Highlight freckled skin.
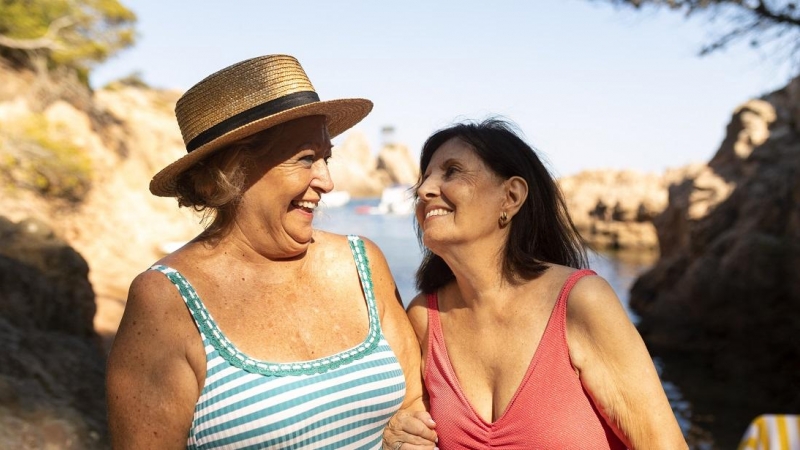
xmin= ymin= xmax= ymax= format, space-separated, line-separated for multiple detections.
xmin=106 ymin=116 xmax=434 ymax=449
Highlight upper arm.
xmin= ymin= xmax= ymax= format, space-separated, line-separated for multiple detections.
xmin=566 ymin=275 xmax=687 ymax=450
xmin=360 ymin=237 xmax=425 ymax=412
xmin=106 ymin=271 xmax=202 ymax=449
xmin=406 ymin=294 xmax=429 ymax=372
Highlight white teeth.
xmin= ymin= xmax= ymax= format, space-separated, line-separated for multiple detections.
xmin=425 ymin=209 xmax=451 ymax=219
xmin=293 ymin=201 xmax=317 ymax=210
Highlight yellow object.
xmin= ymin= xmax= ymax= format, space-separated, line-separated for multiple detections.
xmin=738 ymin=415 xmax=800 ymax=450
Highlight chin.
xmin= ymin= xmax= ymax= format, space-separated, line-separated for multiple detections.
xmin=422 ymin=233 xmax=446 ymax=252
xmin=292 ymin=230 xmax=315 ymax=246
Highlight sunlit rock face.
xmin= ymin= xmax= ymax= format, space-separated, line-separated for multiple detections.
xmin=629 ymin=77 xmax=800 ymax=448
xmin=376 ymin=142 xmax=419 ymax=186
xmin=560 ymin=168 xmax=671 ymax=251
xmin=327 ymin=131 xmax=385 ymax=197
xmin=328 ymin=132 xmax=419 ymax=197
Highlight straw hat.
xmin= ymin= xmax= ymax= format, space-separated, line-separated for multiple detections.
xmin=149 ymin=54 xmax=373 ymax=197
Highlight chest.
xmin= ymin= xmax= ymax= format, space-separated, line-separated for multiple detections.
xmin=437 ymin=309 xmax=551 ymax=423
xmin=191 ymin=264 xmax=372 ymax=363
xmin=190 ymin=335 xmax=407 ymax=449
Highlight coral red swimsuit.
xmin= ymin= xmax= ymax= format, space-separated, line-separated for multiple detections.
xmin=425 ymin=269 xmax=627 ymax=449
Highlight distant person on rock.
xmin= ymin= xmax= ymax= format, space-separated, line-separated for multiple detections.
xmin=386 ymin=119 xmax=687 ymax=449
xmin=106 ymin=54 xmax=437 ymax=449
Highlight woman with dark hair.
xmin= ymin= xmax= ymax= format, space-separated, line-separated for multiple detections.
xmin=106 ymin=55 xmax=437 ymax=449
xmin=387 ymin=119 xmax=686 ymax=449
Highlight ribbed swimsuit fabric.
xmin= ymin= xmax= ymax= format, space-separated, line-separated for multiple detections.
xmin=150 ymin=235 xmax=406 ymax=449
xmin=425 ymin=269 xmax=627 ymax=449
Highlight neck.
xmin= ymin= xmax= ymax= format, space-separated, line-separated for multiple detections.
xmin=436 ymin=238 xmax=513 ymax=307
xmin=197 ymin=225 xmax=310 ymax=268
xmin=217 ymin=219 xmax=312 ymax=262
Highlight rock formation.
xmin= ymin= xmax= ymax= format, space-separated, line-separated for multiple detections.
xmin=0 ymin=216 xmax=108 ymax=449
xmin=376 ymin=142 xmax=419 ymax=186
xmin=327 ymin=131 xmax=385 ymax=197
xmin=328 ymin=132 xmax=419 ymax=197
xmin=560 ymin=169 xmax=673 ymax=250
xmin=629 ymin=78 xmax=800 ymax=449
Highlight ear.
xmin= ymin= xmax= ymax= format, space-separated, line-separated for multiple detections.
xmin=503 ymin=176 xmax=528 ymax=218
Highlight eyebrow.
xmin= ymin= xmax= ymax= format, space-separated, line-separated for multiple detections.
xmin=295 ymin=141 xmax=333 ymax=151
xmin=439 ymin=157 xmax=461 ymax=167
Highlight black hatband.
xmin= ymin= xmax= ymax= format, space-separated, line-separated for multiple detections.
xmin=186 ymin=91 xmax=321 ymax=152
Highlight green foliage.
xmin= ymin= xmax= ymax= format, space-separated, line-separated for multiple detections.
xmin=0 ymin=114 xmax=93 ymax=202
xmin=0 ymin=0 xmax=137 ymax=74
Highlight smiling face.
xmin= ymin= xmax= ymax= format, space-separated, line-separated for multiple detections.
xmin=415 ymin=137 xmax=509 ymax=253
xmin=235 ymin=115 xmax=333 ymax=254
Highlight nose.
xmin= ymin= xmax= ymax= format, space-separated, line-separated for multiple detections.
xmin=416 ymin=174 xmax=439 ymax=201
xmin=311 ymin=159 xmax=334 ymax=193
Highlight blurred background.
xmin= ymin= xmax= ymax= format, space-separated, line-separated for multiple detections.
xmin=1 ymin=1 xmax=798 ymax=449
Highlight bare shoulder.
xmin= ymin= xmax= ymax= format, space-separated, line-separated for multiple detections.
xmin=356 ymin=234 xmax=389 ymax=262
xmin=106 ymin=268 xmax=202 ymax=447
xmin=310 ymin=229 xmax=352 ymax=256
xmin=109 ymin=268 xmax=194 ymax=362
xmin=564 ymin=269 xmax=641 ymax=375
xmin=122 ymin=269 xmax=185 ymax=323
xmin=566 ymin=271 xmax=630 ymax=329
xmin=353 ymin=235 xmax=397 ymax=293
xmin=563 ymin=270 xmax=688 ymax=448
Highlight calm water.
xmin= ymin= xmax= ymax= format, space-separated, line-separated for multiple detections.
xmin=315 ymin=198 xmax=650 ymax=311
xmin=314 ymin=198 xmax=720 ymax=448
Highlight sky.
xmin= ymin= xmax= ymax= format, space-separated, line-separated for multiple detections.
xmin=90 ymin=1 xmax=796 ymax=178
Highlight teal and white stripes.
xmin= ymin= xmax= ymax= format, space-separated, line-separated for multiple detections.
xmin=150 ymin=235 xmax=406 ymax=449
xmin=187 ymin=341 xmax=404 ymax=448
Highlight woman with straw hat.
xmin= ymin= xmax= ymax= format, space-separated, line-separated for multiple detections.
xmin=106 ymin=55 xmax=437 ymax=449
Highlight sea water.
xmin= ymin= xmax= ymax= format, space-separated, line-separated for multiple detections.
xmin=314 ymin=198 xmax=649 ymax=313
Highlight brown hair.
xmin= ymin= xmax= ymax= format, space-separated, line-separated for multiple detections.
xmin=173 ymin=124 xmax=285 ymax=241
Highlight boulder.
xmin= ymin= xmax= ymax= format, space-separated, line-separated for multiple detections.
xmin=0 ymin=216 xmax=108 ymax=449
xmin=328 ymin=131 xmax=385 ymax=197
xmin=376 ymin=142 xmax=419 ymax=186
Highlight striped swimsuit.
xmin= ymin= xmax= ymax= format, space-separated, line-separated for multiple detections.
xmin=151 ymin=236 xmax=406 ymax=449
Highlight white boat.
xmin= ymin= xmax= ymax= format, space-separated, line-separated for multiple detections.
xmin=378 ymin=185 xmax=415 ymax=215
xmin=355 ymin=184 xmax=415 ymax=215
xmin=320 ymin=190 xmax=351 ymax=208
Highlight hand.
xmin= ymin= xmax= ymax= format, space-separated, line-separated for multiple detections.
xmin=383 ymin=409 xmax=438 ymax=450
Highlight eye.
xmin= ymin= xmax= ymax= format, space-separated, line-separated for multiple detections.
xmin=444 ymin=165 xmax=459 ymax=178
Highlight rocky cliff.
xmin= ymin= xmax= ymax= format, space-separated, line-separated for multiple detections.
xmin=629 ymin=78 xmax=800 ymax=449
xmin=0 ymin=217 xmax=108 ymax=449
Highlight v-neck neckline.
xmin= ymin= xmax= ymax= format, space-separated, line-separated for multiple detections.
xmin=429 ymin=270 xmax=586 ymax=427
